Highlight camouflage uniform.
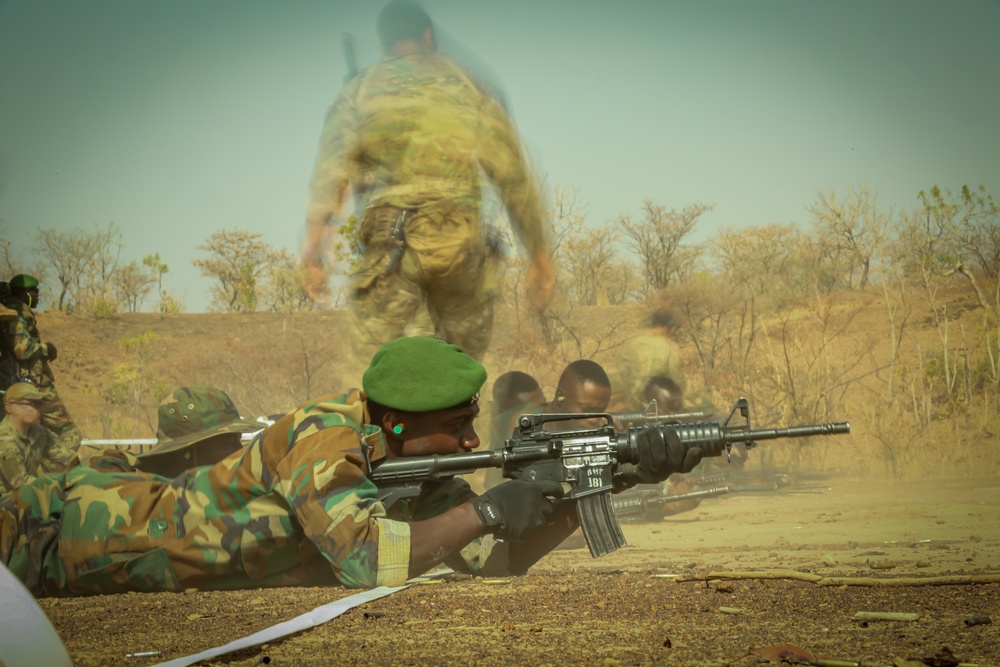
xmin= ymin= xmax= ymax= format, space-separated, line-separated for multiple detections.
xmin=0 ymin=417 xmax=76 ymax=494
xmin=0 ymin=389 xmax=502 ymax=597
xmin=0 ymin=298 xmax=81 ymax=451
xmin=308 ymin=50 xmax=547 ymax=361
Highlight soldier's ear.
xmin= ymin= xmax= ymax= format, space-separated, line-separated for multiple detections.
xmin=381 ymin=411 xmax=405 ymax=436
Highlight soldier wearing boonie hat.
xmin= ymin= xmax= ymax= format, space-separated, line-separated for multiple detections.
xmin=0 ymin=382 xmax=78 ymax=493
xmin=0 ymin=336 xmax=584 ymax=597
xmin=0 ymin=274 xmax=81 ymax=453
xmin=135 ymin=386 xmax=262 ymax=478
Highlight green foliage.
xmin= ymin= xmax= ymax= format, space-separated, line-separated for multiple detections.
xmin=332 ymin=215 xmax=363 ymax=274
xmin=157 ymin=292 xmax=183 ymax=314
xmin=193 ymin=229 xmax=277 ymax=312
xmin=91 ymin=296 xmax=121 ymax=319
xmin=119 ymin=331 xmax=158 ymax=355
xmin=106 ymin=331 xmax=168 ymax=430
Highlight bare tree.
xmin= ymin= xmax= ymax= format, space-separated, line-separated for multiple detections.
xmin=193 ymin=229 xmax=277 ymax=312
xmin=32 ymin=227 xmax=88 ymax=310
xmin=602 ymin=260 xmax=640 ymax=305
xmin=561 ymin=226 xmax=621 ymax=305
xmin=547 ymin=185 xmax=589 ymax=266
xmin=0 ymin=220 xmax=25 ymax=278
xmin=261 ymin=249 xmax=316 ymax=312
xmin=114 ymin=261 xmax=157 ymax=313
xmin=76 ymin=222 xmax=126 ymax=313
xmin=499 ymin=184 xmax=589 ymax=305
xmin=808 ymin=184 xmax=891 ymax=290
xmin=618 ymin=201 xmax=710 ymax=297
xmin=709 ymin=223 xmax=802 ymax=385
xmin=926 ymin=184 xmax=1000 ymax=280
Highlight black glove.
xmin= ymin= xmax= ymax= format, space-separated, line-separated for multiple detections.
xmin=45 ymin=342 xmax=58 ymax=361
xmin=470 ymin=480 xmax=565 ymax=540
xmin=614 ymin=427 xmax=710 ymax=492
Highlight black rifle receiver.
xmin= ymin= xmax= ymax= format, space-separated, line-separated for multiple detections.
xmin=369 ymin=398 xmax=850 ymax=558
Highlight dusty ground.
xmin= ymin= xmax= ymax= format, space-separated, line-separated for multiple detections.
xmin=40 ymin=477 xmax=1000 ymax=667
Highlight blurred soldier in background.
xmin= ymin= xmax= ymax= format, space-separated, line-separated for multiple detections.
xmin=605 ymin=309 xmax=713 ymax=415
xmin=641 ymin=375 xmax=685 ymax=414
xmin=0 ymin=275 xmax=81 ymax=453
xmin=0 ymin=383 xmax=77 ymax=493
xmin=491 ymin=370 xmax=546 ymax=416
xmin=300 ymin=0 xmax=555 ymax=363
xmin=543 ymin=359 xmax=612 ymax=431
xmin=478 ymin=370 xmax=547 ymax=492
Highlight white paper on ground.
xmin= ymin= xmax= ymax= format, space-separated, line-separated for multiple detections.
xmin=151 ymin=571 xmax=458 ymax=667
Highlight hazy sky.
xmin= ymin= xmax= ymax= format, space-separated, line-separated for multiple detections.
xmin=2 ymin=0 xmax=998 ymax=312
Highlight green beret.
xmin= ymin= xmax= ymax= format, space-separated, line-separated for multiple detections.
xmin=9 ymin=274 xmax=39 ymax=290
xmin=363 ymin=336 xmax=486 ymax=412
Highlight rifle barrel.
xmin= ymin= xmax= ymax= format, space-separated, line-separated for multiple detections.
xmin=736 ymin=422 xmax=851 ymax=443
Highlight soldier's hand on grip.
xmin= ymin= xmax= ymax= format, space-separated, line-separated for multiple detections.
xmin=471 ymin=479 xmax=564 ymax=540
xmin=45 ymin=342 xmax=58 ymax=361
xmin=616 ymin=427 xmax=704 ymax=491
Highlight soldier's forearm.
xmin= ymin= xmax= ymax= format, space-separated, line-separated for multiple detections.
xmin=407 ymin=502 xmax=485 ymax=579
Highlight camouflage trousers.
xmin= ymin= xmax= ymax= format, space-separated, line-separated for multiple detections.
xmin=0 ymin=473 xmax=67 ymax=596
xmin=348 ymin=203 xmax=497 ymax=363
xmin=34 ymin=383 xmax=82 ymax=454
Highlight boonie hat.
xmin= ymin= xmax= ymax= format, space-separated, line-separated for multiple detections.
xmin=137 ymin=386 xmax=262 ymax=458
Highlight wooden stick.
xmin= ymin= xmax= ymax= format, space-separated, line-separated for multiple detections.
xmin=680 ymin=571 xmax=1000 ymax=587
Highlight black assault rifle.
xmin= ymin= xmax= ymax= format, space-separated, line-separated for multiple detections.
xmin=369 ymin=398 xmax=850 ymax=558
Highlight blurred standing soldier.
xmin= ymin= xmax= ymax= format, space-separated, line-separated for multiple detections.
xmin=605 ymin=309 xmax=713 ymax=415
xmin=300 ymin=0 xmax=555 ymax=363
xmin=0 ymin=275 xmax=82 ymax=452
xmin=606 ymin=310 xmax=684 ymax=410
xmin=0 ymin=383 xmax=78 ymax=493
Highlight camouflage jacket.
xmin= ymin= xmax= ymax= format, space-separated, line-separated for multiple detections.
xmin=0 ymin=298 xmax=54 ymax=386
xmin=0 ymin=417 xmax=76 ymax=494
xmin=308 ymin=49 xmax=547 ymax=259
xmin=0 ymin=390 xmax=499 ymax=597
